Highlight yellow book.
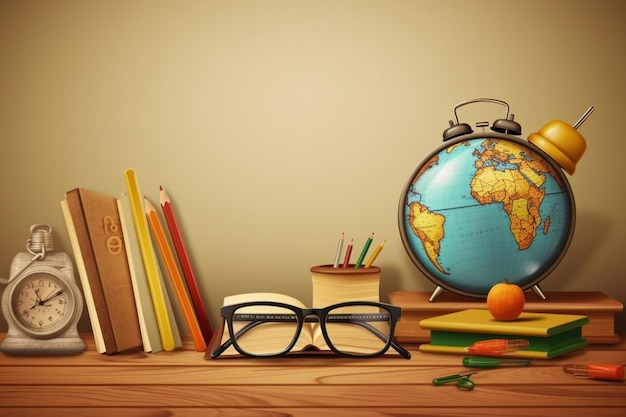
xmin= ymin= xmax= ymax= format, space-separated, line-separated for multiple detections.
xmin=117 ymin=194 xmax=163 ymax=353
xmin=419 ymin=309 xmax=588 ymax=359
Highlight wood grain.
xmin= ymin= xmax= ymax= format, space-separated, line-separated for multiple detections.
xmin=1 ymin=333 xmax=624 ymax=416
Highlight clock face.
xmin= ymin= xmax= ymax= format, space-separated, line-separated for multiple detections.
xmin=9 ymin=271 xmax=76 ymax=337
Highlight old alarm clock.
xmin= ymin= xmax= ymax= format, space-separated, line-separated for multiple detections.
xmin=398 ymin=98 xmax=592 ymax=301
xmin=1 ymin=224 xmax=85 ymax=355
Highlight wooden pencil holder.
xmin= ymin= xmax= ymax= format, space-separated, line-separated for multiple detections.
xmin=310 ymin=264 xmax=381 ymax=308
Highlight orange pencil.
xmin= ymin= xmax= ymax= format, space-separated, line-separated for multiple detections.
xmin=465 ymin=339 xmax=529 ymax=356
xmin=160 ymin=186 xmax=213 ymax=342
xmin=145 ymin=197 xmax=207 ymax=352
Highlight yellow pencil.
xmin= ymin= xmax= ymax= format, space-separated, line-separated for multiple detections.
xmin=364 ymin=240 xmax=386 ymax=268
xmin=124 ymin=169 xmax=176 ymax=351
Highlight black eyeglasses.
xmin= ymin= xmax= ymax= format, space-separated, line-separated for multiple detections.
xmin=211 ymin=300 xmax=411 ymax=359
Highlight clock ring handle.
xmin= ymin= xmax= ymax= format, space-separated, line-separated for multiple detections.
xmin=0 ymin=224 xmax=51 ymax=285
xmin=443 ymin=98 xmax=522 ymax=141
xmin=27 ymin=224 xmax=54 ymax=257
xmin=451 ymin=98 xmax=511 ymax=125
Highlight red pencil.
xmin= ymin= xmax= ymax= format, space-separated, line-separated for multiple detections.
xmin=342 ymin=239 xmax=354 ymax=268
xmin=160 ymin=186 xmax=213 ymax=342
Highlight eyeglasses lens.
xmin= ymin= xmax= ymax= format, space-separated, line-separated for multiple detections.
xmin=324 ymin=304 xmax=392 ymax=356
xmin=231 ymin=304 xmax=300 ymax=356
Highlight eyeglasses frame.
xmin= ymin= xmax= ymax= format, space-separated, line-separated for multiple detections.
xmin=211 ymin=300 xmax=411 ymax=359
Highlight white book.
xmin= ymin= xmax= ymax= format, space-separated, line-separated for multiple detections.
xmin=60 ymin=199 xmax=106 ymax=353
xmin=118 ymin=194 xmax=163 ymax=353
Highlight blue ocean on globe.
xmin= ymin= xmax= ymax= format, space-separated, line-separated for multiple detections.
xmin=401 ymin=137 xmax=573 ymax=295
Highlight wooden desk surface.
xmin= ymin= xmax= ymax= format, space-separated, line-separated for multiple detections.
xmin=1 ymin=333 xmax=625 ymax=416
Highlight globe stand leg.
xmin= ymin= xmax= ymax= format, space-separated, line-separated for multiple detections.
xmin=428 ymin=285 xmax=547 ymax=301
xmin=429 ymin=286 xmax=445 ymax=302
xmin=531 ymin=285 xmax=547 ymax=300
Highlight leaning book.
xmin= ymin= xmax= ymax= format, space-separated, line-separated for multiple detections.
xmin=419 ymin=309 xmax=589 ymax=359
xmin=63 ymin=188 xmax=143 ymax=354
xmin=206 ymin=292 xmax=405 ymax=359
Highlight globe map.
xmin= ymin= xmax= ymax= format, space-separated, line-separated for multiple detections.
xmin=399 ymin=136 xmax=574 ymax=296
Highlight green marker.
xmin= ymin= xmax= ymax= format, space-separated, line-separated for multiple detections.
xmin=463 ymin=357 xmax=533 ymax=368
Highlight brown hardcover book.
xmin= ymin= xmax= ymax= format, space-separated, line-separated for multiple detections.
xmin=64 ymin=191 xmax=116 ymax=353
xmin=389 ymin=291 xmax=623 ymax=345
xmin=65 ymin=188 xmax=143 ymax=354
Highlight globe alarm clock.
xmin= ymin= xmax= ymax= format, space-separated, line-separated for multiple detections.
xmin=1 ymin=224 xmax=85 ymax=355
xmin=398 ymin=98 xmax=593 ymax=301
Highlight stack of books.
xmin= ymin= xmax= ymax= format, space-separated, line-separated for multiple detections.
xmin=60 ymin=169 xmax=212 ymax=354
xmin=389 ymin=290 xmax=623 ymax=344
xmin=418 ymin=309 xmax=589 ymax=359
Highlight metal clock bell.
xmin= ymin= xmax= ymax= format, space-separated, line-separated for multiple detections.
xmin=1 ymin=224 xmax=85 ymax=355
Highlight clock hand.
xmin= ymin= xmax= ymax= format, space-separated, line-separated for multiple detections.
xmin=39 ymin=290 xmax=64 ymax=305
xmin=29 ymin=289 xmax=42 ymax=310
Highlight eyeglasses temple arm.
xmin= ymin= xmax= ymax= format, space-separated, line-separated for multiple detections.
xmin=210 ymin=320 xmax=266 ymax=358
xmin=391 ymin=340 xmax=411 ymax=359
xmin=350 ymin=321 xmax=411 ymax=359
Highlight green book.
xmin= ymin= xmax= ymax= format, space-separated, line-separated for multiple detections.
xmin=419 ymin=309 xmax=588 ymax=359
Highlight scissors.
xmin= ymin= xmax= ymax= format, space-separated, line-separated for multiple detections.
xmin=432 ymin=372 xmax=477 ymax=390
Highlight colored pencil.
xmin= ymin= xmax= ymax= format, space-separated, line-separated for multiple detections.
xmin=160 ymin=186 xmax=213 ymax=342
xmin=354 ymin=233 xmax=374 ymax=268
xmin=333 ymin=232 xmax=345 ymax=268
xmin=145 ymin=197 xmax=206 ymax=352
xmin=364 ymin=240 xmax=385 ymax=268
xmin=342 ymin=239 xmax=353 ymax=268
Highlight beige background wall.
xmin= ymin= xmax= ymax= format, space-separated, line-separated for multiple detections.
xmin=2 ymin=0 xmax=625 ymax=335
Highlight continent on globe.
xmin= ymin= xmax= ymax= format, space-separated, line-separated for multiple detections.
xmin=407 ymin=202 xmax=448 ymax=275
xmin=469 ymin=139 xmax=561 ymax=251
xmin=470 ymin=166 xmax=544 ymax=250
